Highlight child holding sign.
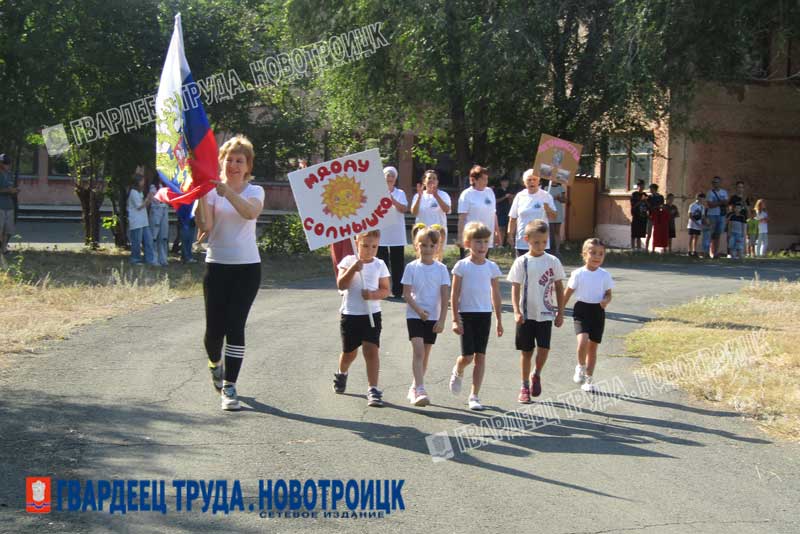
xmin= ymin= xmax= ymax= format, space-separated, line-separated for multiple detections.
xmin=334 ymin=230 xmax=391 ymax=407
xmin=449 ymin=222 xmax=504 ymax=410
xmin=401 ymin=225 xmax=451 ymax=407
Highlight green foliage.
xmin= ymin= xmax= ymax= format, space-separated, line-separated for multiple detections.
xmin=257 ymin=214 xmax=310 ymax=256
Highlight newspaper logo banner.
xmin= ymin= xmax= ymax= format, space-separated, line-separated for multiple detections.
xmin=288 ymin=148 xmax=392 ymax=250
xmin=26 ymin=477 xmax=51 ymax=513
xmin=533 ymin=134 xmax=583 ymax=186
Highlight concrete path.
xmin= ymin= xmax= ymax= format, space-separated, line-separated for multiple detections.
xmin=1 ymin=260 xmax=799 ymax=533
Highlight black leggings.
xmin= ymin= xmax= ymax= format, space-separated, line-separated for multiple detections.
xmin=203 ymin=262 xmax=261 ymax=383
xmin=377 ymin=245 xmax=405 ymax=297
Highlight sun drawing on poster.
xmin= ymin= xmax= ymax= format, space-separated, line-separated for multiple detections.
xmin=321 ymin=175 xmax=367 ymax=219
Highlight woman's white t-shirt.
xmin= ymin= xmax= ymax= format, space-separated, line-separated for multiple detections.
xmin=127 ymin=189 xmax=149 ymax=230
xmin=567 ymin=266 xmax=614 ymax=304
xmin=205 ymin=183 xmax=265 ymax=264
xmin=413 ymin=190 xmax=451 ymax=231
xmin=758 ymin=211 xmax=768 ymax=234
xmin=338 ymin=255 xmax=390 ymax=315
xmin=458 ymin=187 xmax=497 ymax=247
xmin=400 ymin=259 xmax=451 ymax=320
xmin=509 ymin=189 xmax=556 ymax=249
xmin=452 ymin=258 xmax=502 ymax=312
xmin=380 ymin=187 xmax=408 ymax=246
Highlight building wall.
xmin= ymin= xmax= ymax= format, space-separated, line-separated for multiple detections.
xmin=597 ymin=81 xmax=800 ymax=251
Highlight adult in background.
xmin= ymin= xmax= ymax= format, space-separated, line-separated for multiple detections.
xmin=148 ymin=172 xmax=170 ymax=266
xmin=411 ymin=169 xmax=451 ymax=249
xmin=494 ymin=176 xmax=514 ymax=247
xmin=457 ymin=165 xmax=501 ymax=259
xmin=630 ymin=179 xmax=648 ymax=251
xmin=195 ymin=135 xmax=264 ymax=411
xmin=0 ymin=154 xmax=18 ymax=255
xmin=507 ymin=169 xmax=557 ymax=257
xmin=127 ymin=170 xmax=156 ymax=265
xmin=644 ymin=183 xmax=664 ymax=252
xmin=546 ymin=177 xmax=567 ymax=257
xmin=377 ymin=166 xmax=408 ymax=299
xmin=706 ymin=176 xmax=728 ymax=259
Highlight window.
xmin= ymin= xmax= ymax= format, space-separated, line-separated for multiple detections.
xmin=17 ymin=145 xmax=38 ymax=176
xmin=604 ymin=137 xmax=652 ymax=190
xmin=49 ymin=155 xmax=70 ymax=176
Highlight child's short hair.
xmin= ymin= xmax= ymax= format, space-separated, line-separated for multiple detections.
xmin=463 ymin=221 xmax=491 ymax=243
xmin=581 ymin=237 xmax=605 ymax=255
xmin=413 ymin=225 xmax=441 ymax=246
xmin=524 ymin=219 xmax=549 ymax=238
xmin=357 ymin=229 xmax=381 ymax=241
xmin=666 ymin=193 xmax=674 ymax=199
xmin=696 ymin=192 xmax=706 ymax=199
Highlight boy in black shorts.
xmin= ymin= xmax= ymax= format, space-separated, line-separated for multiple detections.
xmin=334 ymin=230 xmax=391 ymax=406
xmin=507 ymin=220 xmax=566 ymax=403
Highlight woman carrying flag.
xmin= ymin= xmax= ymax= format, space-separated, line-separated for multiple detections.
xmin=195 ymin=135 xmax=264 ymax=411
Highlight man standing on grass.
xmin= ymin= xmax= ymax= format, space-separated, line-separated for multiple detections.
xmin=0 ymin=153 xmax=19 ymax=255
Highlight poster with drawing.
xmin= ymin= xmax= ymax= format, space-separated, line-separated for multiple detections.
xmin=533 ymin=134 xmax=583 ymax=186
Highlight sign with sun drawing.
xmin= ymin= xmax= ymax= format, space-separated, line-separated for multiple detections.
xmin=288 ymin=148 xmax=394 ymax=250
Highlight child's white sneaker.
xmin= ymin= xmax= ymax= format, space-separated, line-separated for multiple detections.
xmin=581 ymin=376 xmax=596 ymax=392
xmin=413 ymin=386 xmax=430 ymax=407
xmin=449 ymin=366 xmax=463 ymax=395
xmin=573 ymin=365 xmax=586 ymax=384
xmin=468 ymin=395 xmax=484 ymax=411
xmin=407 ymin=385 xmax=416 ymax=403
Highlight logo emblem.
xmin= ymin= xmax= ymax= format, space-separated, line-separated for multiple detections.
xmin=425 ymin=432 xmax=455 ymax=462
xmin=26 ymin=477 xmax=51 ymax=513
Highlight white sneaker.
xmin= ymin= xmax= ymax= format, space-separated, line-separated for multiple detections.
xmin=407 ymin=385 xmax=416 ymax=403
xmin=573 ymin=365 xmax=586 ymax=384
xmin=581 ymin=376 xmax=596 ymax=392
xmin=468 ymin=395 xmax=484 ymax=411
xmin=449 ymin=366 xmax=463 ymax=395
xmin=413 ymin=386 xmax=430 ymax=407
xmin=221 ymin=384 xmax=241 ymax=410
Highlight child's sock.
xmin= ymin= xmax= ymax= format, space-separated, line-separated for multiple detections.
xmin=338 ymin=369 xmax=348 ymax=375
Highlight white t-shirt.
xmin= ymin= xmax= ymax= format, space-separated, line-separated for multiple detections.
xmin=687 ymin=202 xmax=704 ymax=231
xmin=380 ymin=187 xmax=408 ymax=246
xmin=547 ymin=183 xmax=566 ymax=224
xmin=127 ymin=189 xmax=149 ymax=230
xmin=758 ymin=211 xmax=768 ymax=234
xmin=509 ymin=189 xmax=556 ymax=250
xmin=205 ymin=184 xmax=265 ymax=264
xmin=338 ymin=255 xmax=390 ymax=315
xmin=452 ymin=258 xmax=502 ymax=313
xmin=458 ymin=187 xmax=497 ymax=247
xmin=567 ymin=266 xmax=614 ymax=304
xmin=706 ymin=188 xmax=729 ymax=216
xmin=507 ymin=253 xmax=566 ymax=322
xmin=412 ymin=190 xmax=451 ymax=232
xmin=400 ymin=259 xmax=451 ymax=320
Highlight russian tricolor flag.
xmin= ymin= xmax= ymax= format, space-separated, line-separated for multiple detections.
xmin=154 ymin=14 xmax=218 ymax=206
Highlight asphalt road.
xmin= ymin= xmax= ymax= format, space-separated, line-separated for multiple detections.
xmin=1 ymin=259 xmax=799 ymax=533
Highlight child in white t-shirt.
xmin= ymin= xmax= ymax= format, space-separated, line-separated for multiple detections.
xmin=333 ymin=230 xmax=391 ymax=407
xmin=564 ymin=238 xmax=614 ymax=392
xmin=507 ymin=220 xmax=565 ymax=403
xmin=449 ymin=222 xmax=504 ymax=410
xmin=401 ymin=225 xmax=451 ymax=407
xmin=755 ymin=198 xmax=769 ymax=257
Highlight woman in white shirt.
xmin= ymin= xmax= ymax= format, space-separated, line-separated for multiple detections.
xmin=507 ymin=169 xmax=557 ymax=256
xmin=411 ymin=169 xmax=451 ymax=252
xmin=127 ymin=172 xmax=156 ymax=265
xmin=376 ymin=166 xmax=408 ymax=298
xmin=457 ymin=165 xmax=501 ymax=259
xmin=195 ymin=135 xmax=265 ymax=411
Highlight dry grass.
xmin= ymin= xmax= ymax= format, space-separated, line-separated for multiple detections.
xmin=625 ymin=279 xmax=800 ymax=440
xmin=1 ymin=247 xmax=333 ymax=357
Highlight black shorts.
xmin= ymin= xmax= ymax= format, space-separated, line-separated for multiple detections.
xmin=459 ymin=312 xmax=492 ymax=355
xmin=573 ymin=301 xmax=605 ymax=343
xmin=515 ymin=320 xmax=553 ymax=351
xmin=688 ymin=228 xmax=701 ymax=236
xmin=407 ymin=319 xmax=438 ymax=345
xmin=340 ymin=313 xmax=382 ymax=353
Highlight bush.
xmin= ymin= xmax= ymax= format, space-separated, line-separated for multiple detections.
xmin=257 ymin=214 xmax=310 ymax=255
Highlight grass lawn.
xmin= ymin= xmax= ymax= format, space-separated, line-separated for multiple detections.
xmin=0 ymin=247 xmax=333 ymax=356
xmin=624 ymin=279 xmax=800 ymax=440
